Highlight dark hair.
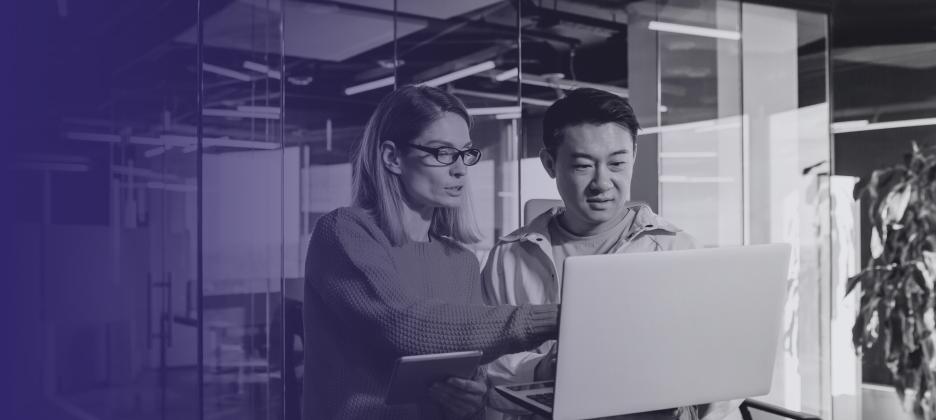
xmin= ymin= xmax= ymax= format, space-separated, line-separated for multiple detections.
xmin=542 ymin=87 xmax=639 ymax=155
xmin=351 ymin=85 xmax=480 ymax=245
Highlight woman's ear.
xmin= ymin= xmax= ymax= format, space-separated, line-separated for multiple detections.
xmin=380 ymin=141 xmax=403 ymax=175
xmin=539 ymin=148 xmax=557 ymax=179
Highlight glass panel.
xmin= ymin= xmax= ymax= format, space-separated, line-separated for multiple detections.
xmin=197 ymin=0 xmax=286 ymax=419
xmin=832 ymin=9 xmax=936 ymax=418
xmin=278 ymin=0 xmax=408 ymax=418
xmin=14 ymin=2 xmax=202 ymax=419
xmin=517 ymin=1 xmax=636 ymax=223
xmin=285 ymin=2 xmax=522 ymax=418
xmin=741 ymin=4 xmax=832 ymax=418
xmin=281 ymin=1 xmax=395 ymax=419
xmin=654 ymin=0 xmax=743 ymax=248
xmin=626 ymin=1 xmax=834 ymax=418
xmin=396 ymin=0 xmax=524 ymax=253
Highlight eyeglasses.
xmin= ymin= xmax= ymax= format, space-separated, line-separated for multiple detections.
xmin=403 ymin=143 xmax=482 ymax=166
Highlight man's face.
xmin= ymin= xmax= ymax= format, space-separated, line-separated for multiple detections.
xmin=541 ymin=123 xmax=635 ymax=235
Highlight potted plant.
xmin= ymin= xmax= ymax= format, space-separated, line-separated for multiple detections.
xmin=848 ymin=143 xmax=936 ymax=418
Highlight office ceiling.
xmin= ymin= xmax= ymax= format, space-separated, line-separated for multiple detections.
xmin=31 ymin=0 xmax=936 ymax=154
xmin=831 ymin=0 xmax=936 ymax=123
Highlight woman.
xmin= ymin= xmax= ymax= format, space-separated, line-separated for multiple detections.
xmin=303 ymin=85 xmax=559 ymax=420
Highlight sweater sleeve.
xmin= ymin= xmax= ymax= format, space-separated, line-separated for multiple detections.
xmin=305 ymin=208 xmax=558 ymax=363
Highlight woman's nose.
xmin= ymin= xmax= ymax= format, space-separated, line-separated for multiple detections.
xmin=449 ymin=159 xmax=466 ymax=178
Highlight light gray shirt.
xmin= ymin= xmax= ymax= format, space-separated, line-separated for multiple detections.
xmin=547 ymin=207 xmax=636 ymax=285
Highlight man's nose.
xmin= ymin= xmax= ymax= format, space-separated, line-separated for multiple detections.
xmin=591 ymin=166 xmax=613 ymax=191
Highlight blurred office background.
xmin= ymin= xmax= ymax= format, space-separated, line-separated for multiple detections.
xmin=8 ymin=0 xmax=936 ymax=419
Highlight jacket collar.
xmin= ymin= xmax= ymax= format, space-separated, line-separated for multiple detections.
xmin=500 ymin=202 xmax=680 ymax=244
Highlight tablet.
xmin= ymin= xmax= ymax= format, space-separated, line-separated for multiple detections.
xmin=384 ymin=350 xmax=483 ymax=405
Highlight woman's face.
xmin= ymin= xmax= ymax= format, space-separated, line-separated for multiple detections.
xmin=391 ymin=112 xmax=473 ymax=210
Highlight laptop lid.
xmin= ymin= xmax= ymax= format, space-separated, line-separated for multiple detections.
xmin=552 ymin=243 xmax=791 ymax=420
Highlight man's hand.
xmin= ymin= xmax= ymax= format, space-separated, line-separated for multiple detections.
xmin=534 ymin=342 xmax=559 ymax=381
xmin=700 ymin=399 xmax=744 ymax=420
xmin=429 ymin=375 xmax=488 ymax=419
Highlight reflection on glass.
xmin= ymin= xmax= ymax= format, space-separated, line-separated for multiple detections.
xmin=517 ymin=0 xmax=633 ymax=225
xmin=18 ymin=1 xmax=841 ymax=420
xmin=282 ymin=2 xmax=524 ymax=418
xmin=197 ymin=0 xmax=286 ymax=419
xmin=24 ymin=1 xmax=204 ymax=419
xmin=741 ymin=5 xmax=831 ymax=418
xmin=653 ymin=0 xmax=743 ymax=248
xmin=392 ymin=0 xmax=524 ymax=253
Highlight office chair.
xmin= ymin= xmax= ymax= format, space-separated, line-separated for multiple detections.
xmin=739 ymin=399 xmax=821 ymax=420
xmin=523 ymin=198 xmax=563 ymax=225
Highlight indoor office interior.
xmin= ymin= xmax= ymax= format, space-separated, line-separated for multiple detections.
xmin=11 ymin=0 xmax=936 ymax=419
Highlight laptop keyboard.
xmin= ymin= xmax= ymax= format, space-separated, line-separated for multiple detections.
xmin=528 ymin=392 xmax=554 ymax=407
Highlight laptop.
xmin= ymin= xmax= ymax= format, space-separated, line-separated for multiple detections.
xmin=495 ymin=243 xmax=791 ymax=420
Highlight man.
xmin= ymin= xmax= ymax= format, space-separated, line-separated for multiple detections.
xmin=481 ymin=88 xmax=739 ymax=420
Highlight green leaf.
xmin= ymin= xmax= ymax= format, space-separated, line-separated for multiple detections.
xmin=854 ymin=180 xmax=868 ymax=201
xmin=896 ymin=376 xmax=907 ymax=402
xmin=912 ymin=265 xmax=928 ymax=296
xmin=853 ymin=313 xmax=865 ymax=354
xmin=846 ymin=272 xmax=864 ymax=296
xmin=853 ymin=144 xmax=936 ymax=410
xmin=883 ymin=183 xmax=913 ymax=226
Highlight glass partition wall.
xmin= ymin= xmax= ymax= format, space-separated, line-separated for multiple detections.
xmin=22 ymin=1 xmax=840 ymax=420
xmin=195 ymin=0 xmax=287 ymax=419
xmin=278 ymin=1 xmax=838 ymax=419
xmin=511 ymin=3 xmax=840 ymax=419
xmin=17 ymin=2 xmax=206 ymax=419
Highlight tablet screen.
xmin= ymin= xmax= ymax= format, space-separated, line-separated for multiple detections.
xmin=384 ymin=350 xmax=483 ymax=405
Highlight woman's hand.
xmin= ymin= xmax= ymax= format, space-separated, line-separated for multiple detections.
xmin=534 ymin=342 xmax=559 ymax=381
xmin=429 ymin=374 xmax=488 ymax=419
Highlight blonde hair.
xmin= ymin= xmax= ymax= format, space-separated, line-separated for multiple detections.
xmin=351 ymin=85 xmax=481 ymax=246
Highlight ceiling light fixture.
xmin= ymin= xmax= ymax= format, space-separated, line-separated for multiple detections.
xmin=243 ymin=61 xmax=282 ymax=79
xmin=648 ymin=21 xmax=741 ymax=41
xmin=345 ymin=76 xmax=395 ymax=96
xmin=147 ymin=182 xmax=197 ymax=193
xmin=288 ymin=75 xmax=314 ymax=86
xmin=639 ymin=116 xmax=744 ymax=135
xmin=421 ymin=61 xmax=496 ymax=87
xmin=67 ymin=132 xmax=280 ymax=151
xmin=832 ymin=117 xmax=936 ymax=134
xmin=449 ymin=88 xmax=553 ymax=107
xmin=237 ymin=105 xmax=281 ymax=114
xmin=466 ymin=106 xmax=522 ymax=116
xmin=494 ymin=67 xmax=519 ymax=82
xmin=203 ymin=108 xmax=281 ymax=120
xmin=512 ymin=73 xmax=629 ymax=97
xmin=202 ymin=63 xmax=252 ymax=81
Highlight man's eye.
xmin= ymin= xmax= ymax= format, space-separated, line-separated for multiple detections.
xmin=610 ymin=161 xmax=628 ymax=167
xmin=438 ymin=150 xmax=458 ymax=157
xmin=573 ymin=164 xmax=591 ymax=170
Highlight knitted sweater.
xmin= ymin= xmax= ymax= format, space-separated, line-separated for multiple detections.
xmin=302 ymin=207 xmax=559 ymax=419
